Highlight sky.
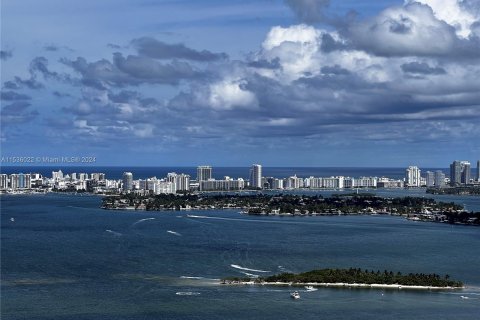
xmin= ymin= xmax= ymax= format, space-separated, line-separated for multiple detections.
xmin=1 ymin=0 xmax=479 ymax=167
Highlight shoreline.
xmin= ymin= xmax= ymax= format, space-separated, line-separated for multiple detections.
xmin=221 ymin=281 xmax=464 ymax=291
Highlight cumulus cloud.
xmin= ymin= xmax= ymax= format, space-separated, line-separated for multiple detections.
xmin=4 ymin=0 xmax=479 ymax=155
xmin=208 ymin=79 xmax=258 ymax=110
xmin=349 ymin=3 xmax=458 ymax=57
xmin=407 ymin=0 xmax=479 ymax=38
xmin=131 ymin=37 xmax=228 ymax=61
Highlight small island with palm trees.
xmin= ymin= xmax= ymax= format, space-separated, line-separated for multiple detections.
xmin=221 ymin=268 xmax=464 ymax=290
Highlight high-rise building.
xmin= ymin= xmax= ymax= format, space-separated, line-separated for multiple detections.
xmin=249 ymin=164 xmax=262 ymax=189
xmin=52 ymin=170 xmax=63 ymax=181
xmin=166 ymin=172 xmax=190 ymax=192
xmin=477 ymin=160 xmax=480 ymax=182
xmin=462 ymin=161 xmax=471 ymax=184
xmin=450 ymin=161 xmax=471 ymax=185
xmin=176 ymin=174 xmax=190 ymax=191
xmin=122 ymin=172 xmax=133 ymax=191
xmin=405 ymin=166 xmax=421 ymax=187
xmin=197 ymin=166 xmax=212 ymax=182
xmin=0 ymin=174 xmax=8 ymax=189
xmin=434 ymin=171 xmax=445 ymax=187
xmin=425 ymin=171 xmax=435 ymax=187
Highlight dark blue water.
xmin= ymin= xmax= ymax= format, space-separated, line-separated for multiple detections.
xmin=0 ymin=166 xmax=452 ymax=180
xmin=1 ymin=194 xmax=479 ymax=319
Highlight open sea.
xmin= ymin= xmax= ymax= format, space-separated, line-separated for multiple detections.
xmin=1 ymin=190 xmax=480 ymax=319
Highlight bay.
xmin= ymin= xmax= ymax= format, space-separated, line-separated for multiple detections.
xmin=1 ymin=193 xmax=479 ymax=319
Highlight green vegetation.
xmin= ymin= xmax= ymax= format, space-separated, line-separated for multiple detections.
xmin=102 ymin=193 xmax=464 ymax=216
xmin=427 ymin=186 xmax=480 ymax=195
xmin=443 ymin=211 xmax=480 ymax=225
xmin=223 ymin=268 xmax=463 ymax=288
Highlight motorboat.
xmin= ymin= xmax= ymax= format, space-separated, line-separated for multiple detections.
xmin=290 ymin=291 xmax=300 ymax=299
xmin=304 ymin=286 xmax=317 ymax=292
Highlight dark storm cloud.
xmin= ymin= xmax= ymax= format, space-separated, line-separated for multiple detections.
xmin=44 ymin=45 xmax=59 ymax=51
xmin=44 ymin=44 xmax=73 ymax=52
xmin=61 ymin=53 xmax=201 ymax=88
xmin=320 ymin=33 xmax=350 ymax=52
xmin=285 ymin=0 xmax=330 ymax=23
xmin=3 ymin=81 xmax=20 ymax=90
xmin=107 ymin=90 xmax=140 ymax=103
xmin=107 ymin=43 xmax=123 ymax=49
xmin=52 ymin=91 xmax=72 ymax=98
xmin=247 ymin=58 xmax=281 ymax=69
xmin=113 ymin=53 xmax=200 ymax=83
xmin=3 ymin=56 xmax=72 ymax=91
xmin=131 ymin=37 xmax=228 ymax=61
xmin=11 ymin=76 xmax=44 ymax=90
xmin=0 ymin=50 xmax=13 ymax=60
xmin=1 ymin=91 xmax=32 ymax=101
xmin=401 ymin=62 xmax=446 ymax=75
xmin=1 ymin=101 xmax=38 ymax=124
xmin=30 ymin=56 xmax=73 ymax=82
xmin=388 ymin=16 xmax=414 ymax=34
xmin=320 ymin=65 xmax=350 ymax=75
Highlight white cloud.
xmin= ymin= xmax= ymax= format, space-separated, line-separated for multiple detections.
xmin=133 ymin=123 xmax=154 ymax=138
xmin=408 ymin=0 xmax=478 ymax=38
xmin=208 ymin=79 xmax=258 ymax=110
xmin=351 ymin=3 xmax=457 ymax=56
xmin=261 ymin=24 xmax=321 ymax=81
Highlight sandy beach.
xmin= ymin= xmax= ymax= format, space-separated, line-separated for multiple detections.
xmin=221 ymin=281 xmax=464 ymax=291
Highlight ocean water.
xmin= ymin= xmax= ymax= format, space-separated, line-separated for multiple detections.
xmin=1 ymin=193 xmax=480 ymax=320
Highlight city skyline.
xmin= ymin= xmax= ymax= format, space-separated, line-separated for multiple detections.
xmin=2 ymin=0 xmax=480 ymax=166
xmin=2 ymin=160 xmax=479 ymax=193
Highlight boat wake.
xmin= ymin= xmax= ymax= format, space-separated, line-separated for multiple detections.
xmin=230 ymin=264 xmax=270 ymax=273
xmin=278 ymin=265 xmax=292 ymax=273
xmin=240 ymin=271 xmax=260 ymax=278
xmin=186 ymin=214 xmax=209 ymax=219
xmin=132 ymin=218 xmax=155 ymax=226
xmin=105 ymin=229 xmax=122 ymax=237
xmin=180 ymin=276 xmax=204 ymax=279
xmin=176 ymin=292 xmax=201 ymax=296
xmin=186 ymin=214 xmax=316 ymax=225
xmin=167 ymin=230 xmax=182 ymax=236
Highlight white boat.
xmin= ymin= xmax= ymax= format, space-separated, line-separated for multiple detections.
xmin=305 ymin=286 xmax=317 ymax=292
xmin=290 ymin=291 xmax=300 ymax=299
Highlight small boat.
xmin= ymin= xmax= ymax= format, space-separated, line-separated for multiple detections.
xmin=460 ymin=296 xmax=469 ymax=299
xmin=10 ymin=217 xmax=15 ymax=222
xmin=290 ymin=291 xmax=300 ymax=299
xmin=305 ymin=286 xmax=317 ymax=291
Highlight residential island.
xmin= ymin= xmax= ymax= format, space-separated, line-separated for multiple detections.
xmin=221 ymin=268 xmax=464 ymax=290
xmin=101 ymin=193 xmax=480 ymax=225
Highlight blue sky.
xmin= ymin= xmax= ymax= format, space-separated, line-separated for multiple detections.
xmin=1 ymin=0 xmax=479 ymax=167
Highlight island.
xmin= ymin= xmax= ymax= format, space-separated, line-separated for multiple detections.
xmin=427 ymin=186 xmax=480 ymax=195
xmin=221 ymin=268 xmax=464 ymax=291
xmin=101 ymin=193 xmax=480 ymax=225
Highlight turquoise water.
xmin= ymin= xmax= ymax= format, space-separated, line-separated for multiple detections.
xmin=1 ymin=194 xmax=479 ymax=319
